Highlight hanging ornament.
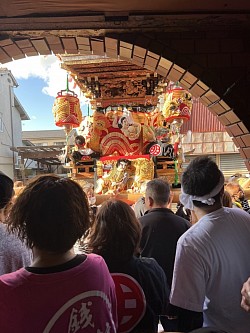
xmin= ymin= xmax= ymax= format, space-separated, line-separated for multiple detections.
xmin=52 ymin=74 xmax=82 ymax=135
xmin=162 ymin=83 xmax=192 ymax=124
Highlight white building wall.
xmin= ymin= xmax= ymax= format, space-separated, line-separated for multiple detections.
xmin=0 ymin=70 xmax=14 ymax=178
xmin=0 ymin=69 xmax=25 ymax=179
xmin=12 ymin=105 xmax=23 ymax=168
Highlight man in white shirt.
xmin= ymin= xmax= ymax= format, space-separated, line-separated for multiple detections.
xmin=169 ymin=155 xmax=250 ymax=332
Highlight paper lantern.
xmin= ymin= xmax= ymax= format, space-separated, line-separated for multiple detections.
xmin=52 ymin=90 xmax=82 ymax=134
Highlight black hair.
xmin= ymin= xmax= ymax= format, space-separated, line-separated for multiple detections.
xmin=116 ymin=159 xmax=130 ymax=168
xmin=7 ymin=174 xmax=90 ymax=253
xmin=181 ymin=156 xmax=223 ymax=207
xmin=0 ymin=171 xmax=14 ymax=209
xmin=118 ymin=116 xmax=127 ymax=129
xmin=75 ymin=135 xmax=85 ymax=145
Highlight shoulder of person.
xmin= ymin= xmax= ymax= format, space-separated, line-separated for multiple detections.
xmin=137 ymin=257 xmax=166 ymax=275
xmin=136 ymin=257 xmax=170 ymax=295
xmin=138 ymin=256 xmax=159 ymax=266
xmin=86 ymin=253 xmax=107 ymax=266
xmin=171 ymin=213 xmax=191 ymax=227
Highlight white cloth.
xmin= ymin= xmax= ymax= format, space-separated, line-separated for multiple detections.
xmin=180 ymin=173 xmax=224 ymax=210
xmin=170 ymin=207 xmax=250 ymax=333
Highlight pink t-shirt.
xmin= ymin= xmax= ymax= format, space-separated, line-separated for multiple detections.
xmin=0 ymin=254 xmax=117 ymax=333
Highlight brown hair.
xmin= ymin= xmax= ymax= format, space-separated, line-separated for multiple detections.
xmin=222 ymin=190 xmax=233 ymax=208
xmin=88 ymin=199 xmax=141 ymax=262
xmin=7 ymin=174 xmax=90 ymax=253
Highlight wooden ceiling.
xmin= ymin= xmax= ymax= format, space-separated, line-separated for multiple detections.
xmin=60 ymin=55 xmax=162 ymax=107
xmin=1 ymin=0 xmax=250 ymax=36
xmin=1 ymin=0 xmax=250 ymax=65
xmin=2 ymin=0 xmax=250 ymax=17
xmin=60 ymin=56 xmax=154 ymax=81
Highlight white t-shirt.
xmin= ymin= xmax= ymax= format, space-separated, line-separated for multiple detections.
xmin=170 ymin=207 xmax=250 ymax=333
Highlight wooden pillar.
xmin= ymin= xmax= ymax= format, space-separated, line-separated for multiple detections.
xmin=20 ymin=155 xmax=25 ymax=183
xmin=37 ymin=161 xmax=40 ymax=175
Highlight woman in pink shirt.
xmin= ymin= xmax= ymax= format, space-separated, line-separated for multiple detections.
xmin=0 ymin=175 xmax=117 ymax=333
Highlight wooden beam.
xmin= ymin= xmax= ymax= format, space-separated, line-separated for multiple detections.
xmin=1 ymin=14 xmax=249 ymax=33
xmin=18 ymin=151 xmax=61 ymax=159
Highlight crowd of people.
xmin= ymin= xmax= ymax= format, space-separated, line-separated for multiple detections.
xmin=0 ymin=155 xmax=250 ymax=332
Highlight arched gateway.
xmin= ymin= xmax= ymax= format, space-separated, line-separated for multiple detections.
xmin=1 ymin=0 xmax=250 ymax=168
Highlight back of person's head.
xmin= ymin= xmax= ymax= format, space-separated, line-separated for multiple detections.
xmin=181 ymin=156 xmax=224 ymax=208
xmin=222 ymin=190 xmax=233 ymax=208
xmin=75 ymin=135 xmax=85 ymax=146
xmin=145 ymin=178 xmax=171 ymax=206
xmin=0 ymin=171 xmax=14 ymax=209
xmin=89 ymin=199 xmax=141 ymax=262
xmin=7 ymin=174 xmax=90 ymax=253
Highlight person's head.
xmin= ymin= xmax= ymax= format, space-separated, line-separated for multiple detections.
xmin=180 ymin=156 xmax=224 ymax=211
xmin=88 ymin=199 xmax=141 ymax=262
xmin=7 ymin=174 xmax=90 ymax=254
xmin=145 ymin=178 xmax=171 ymax=209
xmin=0 ymin=171 xmax=14 ymax=210
xmin=222 ymin=190 xmax=233 ymax=208
xmin=116 ymin=159 xmax=130 ymax=171
xmin=118 ymin=116 xmax=128 ymax=129
xmin=75 ymin=135 xmax=85 ymax=147
xmin=225 ymin=182 xmax=244 ymax=202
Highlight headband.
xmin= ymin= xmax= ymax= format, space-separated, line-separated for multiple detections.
xmin=180 ymin=172 xmax=224 ymax=210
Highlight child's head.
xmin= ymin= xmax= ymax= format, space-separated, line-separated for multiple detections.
xmin=75 ymin=135 xmax=86 ymax=147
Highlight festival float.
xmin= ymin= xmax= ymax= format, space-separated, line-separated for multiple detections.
xmin=53 ymin=57 xmax=193 ymax=205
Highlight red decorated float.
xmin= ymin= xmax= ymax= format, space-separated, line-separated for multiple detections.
xmin=54 ymin=56 xmax=193 ymax=201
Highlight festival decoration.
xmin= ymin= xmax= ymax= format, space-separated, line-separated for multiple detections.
xmin=52 ymin=75 xmax=82 ymax=135
xmin=53 ymin=75 xmax=83 ymax=165
xmin=161 ymin=83 xmax=193 ymax=187
xmin=162 ymin=83 xmax=192 ymax=124
xmin=87 ymin=110 xmax=156 ymax=156
xmin=95 ymin=155 xmax=154 ymax=195
xmin=149 ymin=144 xmax=161 ymax=156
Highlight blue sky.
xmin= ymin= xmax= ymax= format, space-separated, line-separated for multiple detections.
xmin=14 ymin=77 xmax=58 ymax=131
xmin=5 ymin=55 xmax=89 ymax=131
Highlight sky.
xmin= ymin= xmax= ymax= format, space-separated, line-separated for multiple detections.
xmin=5 ymin=55 xmax=90 ymax=131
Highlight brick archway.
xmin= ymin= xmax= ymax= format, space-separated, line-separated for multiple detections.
xmin=1 ymin=32 xmax=250 ymax=168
